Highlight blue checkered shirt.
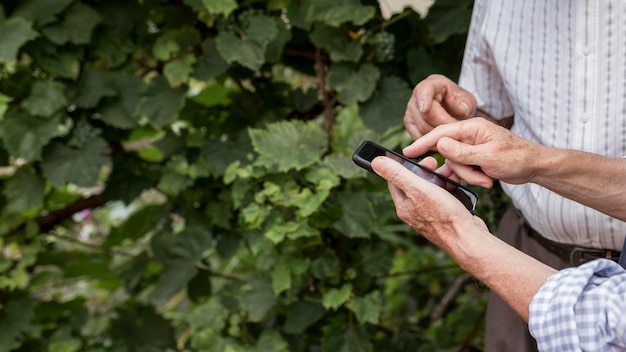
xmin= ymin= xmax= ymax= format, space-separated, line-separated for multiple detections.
xmin=529 ymin=259 xmax=626 ymax=351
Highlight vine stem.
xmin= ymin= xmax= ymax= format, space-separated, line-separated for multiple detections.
xmin=314 ymin=48 xmax=335 ymax=134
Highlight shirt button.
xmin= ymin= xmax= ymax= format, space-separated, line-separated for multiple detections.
xmin=580 ymin=113 xmax=589 ymax=123
xmin=581 ymin=47 xmax=591 ymax=56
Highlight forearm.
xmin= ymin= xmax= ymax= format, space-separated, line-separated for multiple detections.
xmin=530 ymin=146 xmax=626 ymax=221
xmin=445 ymin=218 xmax=556 ymax=322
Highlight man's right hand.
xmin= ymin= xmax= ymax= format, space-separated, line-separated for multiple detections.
xmin=403 ymin=118 xmax=541 ymax=188
xmin=404 ymin=74 xmax=477 ymax=139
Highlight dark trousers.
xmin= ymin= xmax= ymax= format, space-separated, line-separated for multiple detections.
xmin=483 ymin=206 xmax=571 ymax=352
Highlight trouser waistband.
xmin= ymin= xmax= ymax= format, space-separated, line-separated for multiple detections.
xmin=515 ymin=209 xmax=621 ymax=266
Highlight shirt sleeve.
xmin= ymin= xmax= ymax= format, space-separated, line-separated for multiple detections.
xmin=529 ymin=259 xmax=626 ymax=351
xmin=458 ymin=0 xmax=514 ymax=120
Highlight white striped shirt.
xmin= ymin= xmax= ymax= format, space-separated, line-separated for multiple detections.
xmin=459 ymin=0 xmax=626 ymax=250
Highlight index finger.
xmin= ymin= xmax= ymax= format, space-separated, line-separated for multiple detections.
xmin=402 ymin=119 xmax=478 ymax=158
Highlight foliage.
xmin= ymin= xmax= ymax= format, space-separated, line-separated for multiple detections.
xmin=0 ymin=0 xmax=507 ymax=351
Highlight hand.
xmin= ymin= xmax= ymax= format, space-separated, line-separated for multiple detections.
xmin=371 ymin=156 xmax=486 ymax=254
xmin=404 ymin=74 xmax=477 ymax=139
xmin=403 ymin=118 xmax=542 ymax=188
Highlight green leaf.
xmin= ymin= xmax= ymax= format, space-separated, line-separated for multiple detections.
xmin=193 ymin=38 xmax=229 ymax=81
xmin=0 ymin=111 xmax=63 ymax=161
xmin=149 ymin=226 xmax=213 ymax=303
xmin=48 ymin=338 xmax=82 ymax=352
xmin=407 ymin=46 xmax=447 ymax=85
xmin=239 ymin=279 xmax=276 ymax=322
xmin=135 ymin=76 xmax=187 ymax=127
xmin=202 ymin=0 xmax=237 ymax=17
xmin=216 ymin=15 xmax=278 ymax=72
xmin=255 ymin=330 xmax=289 ymax=352
xmin=332 ymin=192 xmax=374 ymax=238
xmin=347 ymin=291 xmax=381 ymax=325
xmin=153 ymin=26 xmax=201 ymax=61
xmin=328 ymin=64 xmax=380 ymax=106
xmin=307 ymin=0 xmax=376 ymax=27
xmin=359 ymin=76 xmax=412 ymax=134
xmin=283 ymin=301 xmax=325 ymax=334
xmin=0 ymin=17 xmax=38 ymax=65
xmin=3 ymin=167 xmax=45 ymax=213
xmin=0 ymin=299 xmax=37 ymax=352
xmin=265 ymin=18 xmax=292 ymax=63
xmin=99 ymin=72 xmax=143 ymax=129
xmin=310 ymin=250 xmax=341 ymax=280
xmin=185 ymin=297 xmax=228 ymax=332
xmin=41 ymin=137 xmax=111 ymax=187
xmin=13 ymin=0 xmax=74 ymax=26
xmin=310 ymin=24 xmax=363 ymax=62
xmin=21 ymin=80 xmax=67 ymax=117
xmin=110 ymin=304 xmax=177 ymax=351
xmin=271 ymin=254 xmax=310 ymax=295
xmin=425 ymin=0 xmax=473 ymax=44
xmin=0 ymin=93 xmax=11 ymax=120
xmin=72 ymin=68 xmax=117 ymax=109
xmin=41 ymin=2 xmax=101 ymax=45
xmin=322 ymin=283 xmax=352 ymax=310
xmin=164 ymin=54 xmax=196 ymax=87
xmin=360 ymin=243 xmax=393 ymax=277
xmin=272 ymin=257 xmax=291 ymax=295
xmin=26 ymin=38 xmax=80 ymax=79
xmin=322 ymin=317 xmax=373 ymax=352
xmin=249 ymin=119 xmax=327 ymax=172
xmin=105 ymin=205 xmax=167 ymax=247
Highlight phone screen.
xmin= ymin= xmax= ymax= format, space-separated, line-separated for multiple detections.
xmin=352 ymin=140 xmax=478 ymax=213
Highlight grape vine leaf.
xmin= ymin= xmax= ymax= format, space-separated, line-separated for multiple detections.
xmin=99 ymin=71 xmax=143 ymax=128
xmin=249 ymin=119 xmax=327 ymax=172
xmin=41 ymin=2 xmax=101 ymax=45
xmin=322 ymin=317 xmax=373 ymax=352
xmin=0 ymin=111 xmax=63 ymax=161
xmin=425 ymin=0 xmax=473 ymax=44
xmin=255 ymin=330 xmax=289 ymax=352
xmin=332 ymin=192 xmax=374 ymax=238
xmin=26 ymin=39 xmax=80 ymax=79
xmin=149 ymin=226 xmax=213 ymax=303
xmin=0 ymin=93 xmax=10 ymax=119
xmin=21 ymin=80 xmax=67 ymax=117
xmin=135 ymin=76 xmax=187 ymax=128
xmin=328 ymin=63 xmax=380 ymax=106
xmin=72 ymin=68 xmax=117 ymax=109
xmin=310 ymin=24 xmax=363 ymax=62
xmin=0 ymin=17 xmax=38 ymax=65
xmin=0 ymin=299 xmax=37 ymax=352
xmin=13 ymin=0 xmax=74 ymax=26
xmin=359 ymin=76 xmax=411 ymax=134
xmin=322 ymin=283 xmax=353 ymax=310
xmin=152 ymin=26 xmax=201 ymax=61
xmin=239 ymin=279 xmax=276 ymax=322
xmin=283 ymin=301 xmax=325 ymax=334
xmin=307 ymin=0 xmax=376 ymax=27
xmin=41 ymin=137 xmax=111 ymax=187
xmin=347 ymin=291 xmax=381 ymax=325
xmin=193 ymin=39 xmax=229 ymax=81
xmin=105 ymin=204 xmax=167 ymax=247
xmin=4 ymin=167 xmax=45 ymax=213
xmin=201 ymin=0 xmax=237 ymax=17
xmin=216 ymin=15 xmax=278 ymax=72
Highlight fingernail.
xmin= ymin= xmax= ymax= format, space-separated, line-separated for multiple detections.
xmin=458 ymin=101 xmax=470 ymax=117
xmin=418 ymin=99 xmax=425 ymax=112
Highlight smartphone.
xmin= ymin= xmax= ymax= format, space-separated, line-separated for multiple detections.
xmin=352 ymin=140 xmax=478 ymax=213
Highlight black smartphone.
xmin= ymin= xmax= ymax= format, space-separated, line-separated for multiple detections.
xmin=352 ymin=140 xmax=478 ymax=213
